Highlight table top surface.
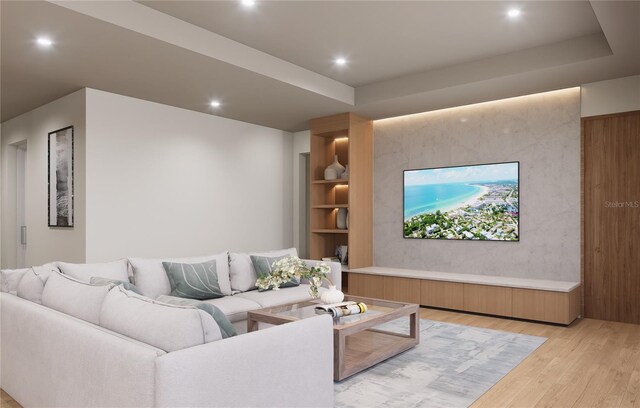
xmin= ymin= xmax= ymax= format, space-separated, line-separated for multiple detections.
xmin=248 ymin=295 xmax=418 ymax=330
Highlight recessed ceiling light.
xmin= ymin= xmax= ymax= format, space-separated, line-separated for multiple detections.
xmin=507 ymin=8 xmax=521 ymax=18
xmin=210 ymin=100 xmax=221 ymax=108
xmin=334 ymin=57 xmax=347 ymax=67
xmin=241 ymin=0 xmax=256 ymax=7
xmin=36 ymin=37 xmax=53 ymax=47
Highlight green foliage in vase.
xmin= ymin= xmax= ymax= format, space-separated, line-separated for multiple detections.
xmin=255 ymin=256 xmax=332 ymax=298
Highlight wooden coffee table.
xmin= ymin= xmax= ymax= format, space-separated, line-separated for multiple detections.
xmin=247 ymin=295 xmax=419 ymax=381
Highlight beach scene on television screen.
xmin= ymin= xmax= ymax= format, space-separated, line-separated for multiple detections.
xmin=404 ymin=162 xmax=519 ymax=241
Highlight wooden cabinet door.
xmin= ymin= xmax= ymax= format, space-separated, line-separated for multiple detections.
xmin=583 ymin=110 xmax=640 ymax=324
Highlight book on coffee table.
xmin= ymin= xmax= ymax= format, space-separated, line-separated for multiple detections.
xmin=314 ymin=301 xmax=368 ymax=318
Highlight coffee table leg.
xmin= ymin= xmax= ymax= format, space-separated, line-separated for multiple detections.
xmin=247 ymin=317 xmax=259 ymax=333
xmin=410 ymin=311 xmax=419 ymax=343
xmin=334 ymin=330 xmax=345 ymax=381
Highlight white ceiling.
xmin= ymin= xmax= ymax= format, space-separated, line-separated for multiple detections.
xmin=1 ymin=1 xmax=639 ymax=131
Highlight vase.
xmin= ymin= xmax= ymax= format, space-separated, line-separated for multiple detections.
xmin=321 ymin=285 xmax=345 ymax=305
xmin=326 ymin=155 xmax=346 ymax=179
xmin=336 ymin=208 xmax=347 ymax=229
xmin=324 ymin=168 xmax=338 ymax=180
xmin=346 ymin=209 xmax=349 ymax=229
xmin=342 ymin=165 xmax=349 ymax=179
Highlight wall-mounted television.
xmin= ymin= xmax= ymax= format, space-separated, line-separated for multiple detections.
xmin=404 ymin=161 xmax=519 ymax=241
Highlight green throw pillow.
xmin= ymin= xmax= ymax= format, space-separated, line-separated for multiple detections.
xmin=250 ymin=255 xmax=300 ymax=292
xmin=89 ymin=276 xmax=143 ymax=295
xmin=162 ymin=261 xmax=223 ymax=300
xmin=156 ymin=295 xmax=237 ymax=339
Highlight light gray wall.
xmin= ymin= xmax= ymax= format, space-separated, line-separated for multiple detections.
xmin=581 ymin=75 xmax=640 ymax=117
xmin=1 ymin=89 xmax=86 ymax=267
xmin=373 ymin=88 xmax=581 ymax=281
xmin=84 ymin=89 xmax=294 ymax=261
xmin=292 ymin=130 xmax=310 ymax=257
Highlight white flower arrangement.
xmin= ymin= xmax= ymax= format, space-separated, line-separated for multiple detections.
xmin=255 ymin=256 xmax=332 ymax=298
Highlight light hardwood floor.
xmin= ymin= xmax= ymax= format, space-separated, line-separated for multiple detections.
xmin=2 ymin=307 xmax=639 ymax=407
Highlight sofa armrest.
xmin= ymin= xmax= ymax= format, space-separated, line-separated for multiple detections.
xmin=1 ymin=293 xmax=161 ymax=408
xmin=154 ymin=314 xmax=334 ymax=408
xmin=301 ymin=259 xmax=342 ymax=291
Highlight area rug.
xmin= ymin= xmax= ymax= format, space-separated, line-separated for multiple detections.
xmin=334 ymin=319 xmax=546 ymax=408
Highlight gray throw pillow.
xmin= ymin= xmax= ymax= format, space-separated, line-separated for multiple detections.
xmin=89 ymin=276 xmax=143 ymax=295
xmin=157 ymin=295 xmax=237 ymax=339
xmin=162 ymin=260 xmax=223 ymax=300
xmin=250 ymin=255 xmax=300 ymax=292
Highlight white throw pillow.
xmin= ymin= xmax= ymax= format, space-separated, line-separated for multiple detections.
xmin=57 ymin=259 xmax=130 ymax=283
xmin=99 ymin=286 xmax=221 ymax=352
xmin=41 ymin=271 xmax=112 ymax=325
xmin=229 ymin=248 xmax=298 ymax=292
xmin=129 ymin=252 xmax=231 ymax=299
xmin=16 ymin=266 xmax=57 ymax=304
xmin=1 ymin=268 xmax=29 ymax=295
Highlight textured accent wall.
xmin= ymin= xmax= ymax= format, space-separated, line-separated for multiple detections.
xmin=373 ymin=88 xmax=580 ymax=281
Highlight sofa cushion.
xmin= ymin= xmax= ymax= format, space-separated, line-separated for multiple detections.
xmin=42 ymin=271 xmax=112 ymax=325
xmin=16 ymin=266 xmax=57 ymax=304
xmin=234 ymin=284 xmax=325 ymax=308
xmin=1 ymin=268 xmax=29 ymax=295
xmin=129 ymin=252 xmax=231 ymax=299
xmin=157 ymin=295 xmax=237 ymax=339
xmin=201 ymin=296 xmax=261 ymax=323
xmin=229 ymin=248 xmax=298 ymax=292
xmin=57 ymin=259 xmax=130 ymax=283
xmin=100 ymin=286 xmax=222 ymax=352
xmin=162 ymin=261 xmax=224 ymax=300
xmin=89 ymin=276 xmax=143 ymax=295
xmin=251 ymin=255 xmax=300 ymax=291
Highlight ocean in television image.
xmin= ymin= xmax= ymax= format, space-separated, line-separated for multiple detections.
xmin=403 ymin=162 xmax=519 ymax=241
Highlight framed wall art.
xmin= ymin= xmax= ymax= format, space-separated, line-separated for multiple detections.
xmin=48 ymin=126 xmax=74 ymax=227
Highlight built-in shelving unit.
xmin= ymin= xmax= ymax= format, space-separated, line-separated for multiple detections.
xmin=309 ymin=112 xmax=373 ymax=269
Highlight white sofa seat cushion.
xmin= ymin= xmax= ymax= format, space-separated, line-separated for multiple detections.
xmin=129 ymin=252 xmax=231 ymax=299
xmin=233 ymin=284 xmax=325 ymax=308
xmin=229 ymin=248 xmax=298 ymax=292
xmin=57 ymin=259 xmax=130 ymax=283
xmin=41 ymin=271 xmax=112 ymax=325
xmin=201 ymin=296 xmax=261 ymax=323
xmin=100 ymin=287 xmax=222 ymax=352
xmin=1 ymin=268 xmax=29 ymax=295
xmin=16 ymin=266 xmax=57 ymax=304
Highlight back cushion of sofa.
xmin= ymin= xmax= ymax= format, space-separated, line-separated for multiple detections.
xmin=1 ymin=268 xmax=29 ymax=295
xmin=41 ymin=271 xmax=112 ymax=325
xmin=229 ymin=248 xmax=298 ymax=292
xmin=16 ymin=266 xmax=57 ymax=304
xmin=57 ymin=259 xmax=130 ymax=283
xmin=129 ymin=252 xmax=231 ymax=299
xmin=100 ymin=287 xmax=222 ymax=352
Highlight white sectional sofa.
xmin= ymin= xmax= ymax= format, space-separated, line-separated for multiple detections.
xmin=0 ymin=249 xmax=342 ymax=408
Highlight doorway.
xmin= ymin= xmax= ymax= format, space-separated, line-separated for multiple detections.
xmin=16 ymin=142 xmax=27 ymax=267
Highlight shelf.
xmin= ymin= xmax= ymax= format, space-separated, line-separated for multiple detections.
xmin=312 ymin=204 xmax=349 ymax=209
xmin=312 ymin=229 xmax=349 ymax=234
xmin=311 ymin=179 xmax=349 ymax=185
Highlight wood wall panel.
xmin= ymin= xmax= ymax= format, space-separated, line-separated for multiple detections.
xmin=383 ymin=276 xmax=421 ymax=304
xmin=420 ymin=280 xmax=464 ymax=310
xmin=347 ymin=114 xmax=373 ymax=269
xmin=463 ymin=284 xmax=513 ymax=316
xmin=583 ymin=110 xmax=640 ymax=324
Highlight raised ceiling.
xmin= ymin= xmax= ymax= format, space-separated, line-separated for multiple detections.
xmin=1 ymin=1 xmax=639 ymax=131
xmin=139 ymin=1 xmax=604 ymax=87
